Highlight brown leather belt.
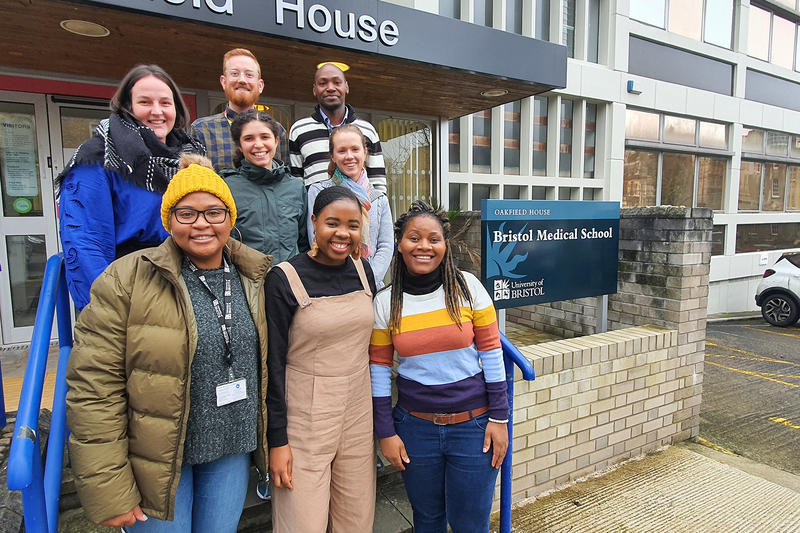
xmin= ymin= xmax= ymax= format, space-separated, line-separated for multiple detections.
xmin=402 ymin=405 xmax=489 ymax=425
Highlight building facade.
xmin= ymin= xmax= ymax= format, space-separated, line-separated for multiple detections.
xmin=0 ymin=0 xmax=798 ymax=347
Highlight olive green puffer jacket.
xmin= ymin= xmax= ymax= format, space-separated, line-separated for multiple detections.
xmin=65 ymin=237 xmax=271 ymax=524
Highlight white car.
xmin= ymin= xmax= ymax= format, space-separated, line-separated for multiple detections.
xmin=755 ymin=252 xmax=800 ymax=327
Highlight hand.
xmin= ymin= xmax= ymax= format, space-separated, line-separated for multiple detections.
xmin=483 ymin=421 xmax=509 ymax=469
xmin=380 ymin=435 xmax=410 ymax=471
xmin=99 ymin=505 xmax=147 ymax=527
xmin=269 ymin=445 xmax=294 ymax=491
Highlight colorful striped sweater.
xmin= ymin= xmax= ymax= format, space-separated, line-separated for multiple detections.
xmin=369 ymin=271 xmax=508 ymax=439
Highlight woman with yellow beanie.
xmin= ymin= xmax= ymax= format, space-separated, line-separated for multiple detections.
xmin=65 ymin=155 xmax=271 ymax=532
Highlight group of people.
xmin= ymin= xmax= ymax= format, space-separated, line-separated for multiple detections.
xmin=61 ymin=48 xmax=509 ymax=533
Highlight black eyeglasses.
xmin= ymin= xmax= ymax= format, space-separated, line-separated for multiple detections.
xmin=171 ymin=207 xmax=230 ymax=225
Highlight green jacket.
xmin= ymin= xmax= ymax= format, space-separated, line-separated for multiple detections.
xmin=65 ymin=237 xmax=271 ymax=524
xmin=222 ymin=159 xmax=310 ymax=264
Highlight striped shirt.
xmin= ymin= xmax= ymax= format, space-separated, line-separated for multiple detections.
xmin=369 ymin=271 xmax=508 ymax=438
xmin=288 ymin=104 xmax=387 ymax=191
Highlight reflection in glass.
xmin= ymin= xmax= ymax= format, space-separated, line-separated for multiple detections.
xmin=772 ymin=0 xmax=796 ymax=7
xmin=625 ymin=109 xmax=659 ymax=141
xmin=473 ymin=110 xmax=492 ymax=174
xmin=449 ymin=183 xmax=463 ymax=209
xmin=584 ymin=104 xmax=597 ymax=178
xmin=377 ymin=119 xmax=433 ymax=219
xmin=699 ymin=122 xmax=728 ymax=149
xmin=623 ymin=150 xmax=658 ymax=207
xmin=741 ymin=129 xmax=765 ymax=153
xmin=532 ymin=96 xmax=548 ymax=176
xmin=449 ymin=119 xmax=460 ymax=172
xmin=630 ymin=0 xmax=666 ymax=28
xmin=1 ymin=102 xmax=43 ymax=218
xmin=762 ymin=163 xmax=787 ymax=211
xmin=697 ymin=157 xmax=726 ymax=210
xmin=563 ymin=0 xmax=576 ymax=58
xmin=504 ymin=185 xmax=522 ymax=199
xmin=766 ymin=132 xmax=790 ymax=157
xmin=588 ymin=0 xmax=600 ymax=63
xmin=558 ymin=187 xmax=577 ymax=200
xmin=788 ymin=166 xmax=800 ymax=211
xmin=736 ymin=223 xmax=800 ymax=253
xmin=704 ymin=0 xmax=733 ymax=49
xmin=792 ymin=135 xmax=800 ymax=159
xmin=535 ymin=0 xmax=550 ymax=40
xmin=506 ymin=0 xmax=522 ymax=34
xmin=668 ymin=0 xmax=702 ymax=41
xmin=559 ymin=100 xmax=573 ymax=177
xmin=439 ymin=0 xmax=460 ymax=19
xmin=664 ymin=116 xmax=696 ymax=145
xmin=472 ymin=184 xmax=492 ymax=211
xmin=711 ymin=225 xmax=725 ymax=256
xmin=747 ymin=6 xmax=771 ymax=61
xmin=6 ymin=235 xmax=47 ymax=328
xmin=504 ymin=101 xmax=520 ymax=175
xmin=661 ymin=153 xmax=695 ymax=206
xmin=531 ymin=186 xmax=548 ymax=200
xmin=772 ymin=16 xmax=796 ymax=70
xmin=738 ymin=161 xmax=762 ymax=210
xmin=583 ymin=188 xmax=601 ymax=201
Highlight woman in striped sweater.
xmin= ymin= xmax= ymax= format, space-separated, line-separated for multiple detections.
xmin=369 ymin=201 xmax=509 ymax=533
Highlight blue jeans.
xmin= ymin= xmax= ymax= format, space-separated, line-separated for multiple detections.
xmin=393 ymin=406 xmax=499 ymax=533
xmin=125 ymin=453 xmax=250 ymax=533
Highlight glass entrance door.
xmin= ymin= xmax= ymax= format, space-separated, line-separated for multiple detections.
xmin=0 ymin=91 xmax=58 ymax=344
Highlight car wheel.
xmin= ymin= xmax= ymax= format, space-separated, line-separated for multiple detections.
xmin=761 ymin=293 xmax=800 ymax=327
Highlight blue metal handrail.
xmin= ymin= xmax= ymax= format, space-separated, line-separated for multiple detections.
xmin=7 ymin=254 xmax=73 ymax=533
xmin=499 ymin=332 xmax=536 ymax=533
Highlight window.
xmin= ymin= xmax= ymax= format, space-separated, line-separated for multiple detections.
xmin=739 ymin=128 xmax=800 ymax=213
xmin=504 ymin=185 xmax=523 ymax=199
xmin=532 ymin=96 xmax=548 ymax=176
xmin=584 ymin=104 xmax=597 ymax=178
xmin=624 ymin=110 xmax=729 ymax=209
xmin=763 ymin=164 xmax=787 ymax=211
xmin=563 ymin=0 xmax=576 ymax=58
xmin=736 ymin=223 xmax=800 ymax=253
xmin=738 ymin=161 xmax=762 ymax=210
xmin=449 ymin=119 xmax=461 ymax=172
xmin=531 ymin=186 xmax=549 ymax=200
xmin=623 ymin=150 xmax=658 ymax=206
xmin=559 ymin=100 xmax=573 ymax=176
xmin=439 ymin=0 xmax=460 ymax=19
xmin=629 ymin=0 xmax=734 ymax=49
xmin=588 ymin=0 xmax=601 ymax=63
xmin=473 ymin=110 xmax=492 ymax=174
xmin=712 ymin=225 xmax=725 ymax=256
xmin=474 ymin=0 xmax=493 ymax=27
xmin=789 ymin=166 xmax=800 ymax=210
xmin=747 ymin=6 xmax=800 ymax=71
xmin=536 ymin=0 xmax=550 ymax=40
xmin=504 ymin=101 xmax=521 ymax=175
xmin=472 ymin=184 xmax=492 ymax=210
xmin=506 ymin=0 xmax=522 ymax=34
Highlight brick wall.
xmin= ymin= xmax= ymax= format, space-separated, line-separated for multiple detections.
xmin=501 ymin=325 xmax=701 ymax=504
xmin=447 ymin=206 xmax=709 ymax=503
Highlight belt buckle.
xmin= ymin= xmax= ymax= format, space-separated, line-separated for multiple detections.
xmin=432 ymin=413 xmax=450 ymax=425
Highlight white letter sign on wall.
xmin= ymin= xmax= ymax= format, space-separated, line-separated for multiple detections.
xmin=275 ymin=0 xmax=398 ymax=46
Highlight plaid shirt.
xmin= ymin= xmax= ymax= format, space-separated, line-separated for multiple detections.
xmin=191 ymin=107 xmax=288 ymax=172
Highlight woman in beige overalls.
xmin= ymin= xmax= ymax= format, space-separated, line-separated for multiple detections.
xmin=265 ymin=186 xmax=377 ymax=532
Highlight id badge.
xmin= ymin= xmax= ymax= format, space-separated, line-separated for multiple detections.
xmin=216 ymin=378 xmax=247 ymax=407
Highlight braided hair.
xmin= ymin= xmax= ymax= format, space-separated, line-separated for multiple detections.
xmin=388 ymin=201 xmax=472 ymax=334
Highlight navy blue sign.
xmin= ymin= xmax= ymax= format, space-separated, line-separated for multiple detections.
xmin=481 ymin=200 xmax=620 ymax=309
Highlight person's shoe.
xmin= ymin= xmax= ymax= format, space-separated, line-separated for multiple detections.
xmin=377 ymin=456 xmax=386 ymax=476
xmin=257 ymin=477 xmax=271 ymax=500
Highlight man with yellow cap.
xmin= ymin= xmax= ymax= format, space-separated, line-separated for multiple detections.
xmin=65 ymin=156 xmax=271 ymax=532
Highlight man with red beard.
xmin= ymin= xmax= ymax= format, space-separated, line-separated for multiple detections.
xmin=192 ymin=48 xmax=287 ymax=171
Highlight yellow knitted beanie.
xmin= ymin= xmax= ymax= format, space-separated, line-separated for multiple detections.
xmin=161 ymin=164 xmax=237 ymax=230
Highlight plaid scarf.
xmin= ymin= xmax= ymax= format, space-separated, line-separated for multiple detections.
xmin=56 ymin=112 xmax=205 ymax=194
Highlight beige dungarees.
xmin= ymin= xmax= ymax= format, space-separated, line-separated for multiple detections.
xmin=271 ymin=258 xmax=376 ymax=533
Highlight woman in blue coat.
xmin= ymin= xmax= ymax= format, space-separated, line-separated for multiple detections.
xmin=57 ymin=64 xmax=204 ymax=310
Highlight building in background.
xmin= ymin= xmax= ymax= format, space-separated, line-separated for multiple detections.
xmin=0 ymin=0 xmax=798 ymax=348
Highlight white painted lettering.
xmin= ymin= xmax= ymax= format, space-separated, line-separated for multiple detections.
xmin=358 ymin=14 xmax=378 ymax=42
xmin=335 ymin=10 xmax=355 ymax=38
xmin=205 ymin=0 xmax=232 ymax=14
xmin=379 ymin=20 xmax=399 ymax=46
xmin=308 ymin=4 xmax=332 ymax=32
xmin=276 ymin=0 xmax=304 ymax=28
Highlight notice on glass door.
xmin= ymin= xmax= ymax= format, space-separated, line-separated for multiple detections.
xmin=1 ymin=116 xmax=39 ymax=197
